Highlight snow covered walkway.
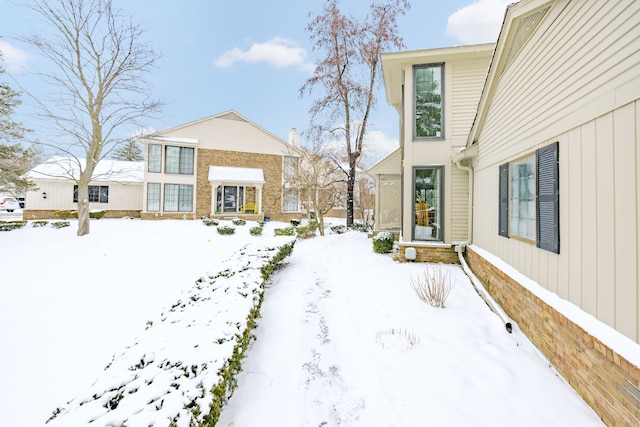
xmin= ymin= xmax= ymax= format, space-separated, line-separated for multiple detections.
xmin=217 ymin=232 xmax=604 ymax=427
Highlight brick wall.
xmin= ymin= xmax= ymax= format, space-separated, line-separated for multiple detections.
xmin=196 ymin=148 xmax=283 ymax=219
xmin=465 ymin=246 xmax=640 ymax=426
xmin=399 ymin=245 xmax=460 ymax=264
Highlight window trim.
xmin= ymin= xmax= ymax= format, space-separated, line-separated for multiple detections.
xmin=498 ymin=142 xmax=559 ymax=254
xmin=412 ymin=165 xmax=444 ymax=242
xmin=413 ymin=63 xmax=444 ymax=141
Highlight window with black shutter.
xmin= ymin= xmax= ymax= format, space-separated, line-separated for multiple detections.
xmin=498 ymin=142 xmax=559 ymax=254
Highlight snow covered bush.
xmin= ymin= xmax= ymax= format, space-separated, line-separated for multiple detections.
xmin=249 ymin=226 xmax=263 ymax=236
xmin=217 ymin=225 xmax=236 ymax=235
xmin=274 ymin=227 xmax=295 ymax=236
xmin=51 ymin=221 xmax=71 ymax=229
xmin=372 ymin=231 xmax=394 ymax=253
xmin=410 ymin=265 xmax=453 ymax=308
xmin=0 ymin=220 xmax=27 ymax=231
xmin=32 ymin=220 xmax=49 ymax=227
xmin=202 ymin=218 xmax=219 ymax=226
xmin=349 ymin=222 xmax=370 ymax=232
xmin=89 ymin=210 xmax=105 ymax=219
xmin=331 ymin=224 xmax=346 ymax=234
xmin=232 ymin=218 xmax=246 ymax=226
xmin=44 ymin=240 xmax=296 ymax=427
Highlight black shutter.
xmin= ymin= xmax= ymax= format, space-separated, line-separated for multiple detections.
xmin=536 ymin=142 xmax=559 ymax=253
xmin=499 ymin=163 xmax=509 ymax=237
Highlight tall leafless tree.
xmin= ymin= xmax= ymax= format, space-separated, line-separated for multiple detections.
xmin=22 ymin=0 xmax=161 ymax=235
xmin=301 ymin=0 xmax=408 ymax=227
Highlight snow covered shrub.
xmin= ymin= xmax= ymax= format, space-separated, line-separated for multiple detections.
xmin=372 ymin=231 xmax=394 ymax=253
xmin=216 ymin=225 xmax=236 ymax=235
xmin=349 ymin=222 xmax=370 ymax=232
xmin=89 ymin=210 xmax=105 ymax=219
xmin=331 ymin=224 xmax=346 ymax=234
xmin=232 ymin=218 xmax=246 ymax=226
xmin=53 ymin=210 xmax=77 ymax=219
xmin=274 ymin=227 xmax=295 ymax=236
xmin=51 ymin=221 xmax=71 ymax=229
xmin=249 ymin=226 xmax=263 ymax=236
xmin=32 ymin=220 xmax=49 ymax=227
xmin=0 ymin=220 xmax=27 ymax=231
xmin=410 ymin=265 xmax=453 ymax=308
xmin=257 ymin=220 xmax=265 ymax=227
xmin=202 ymin=218 xmax=219 ymax=226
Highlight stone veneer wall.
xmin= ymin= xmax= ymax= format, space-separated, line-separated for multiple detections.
xmin=398 ymin=245 xmax=460 ymax=264
xmin=464 ymin=246 xmax=640 ymax=427
xmin=196 ymin=148 xmax=298 ymax=222
xmin=23 ymin=210 xmax=141 ymax=220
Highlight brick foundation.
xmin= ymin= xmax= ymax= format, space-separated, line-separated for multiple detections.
xmin=399 ymin=244 xmax=460 ymax=264
xmin=23 ymin=210 xmax=141 ymax=220
xmin=465 ymin=246 xmax=640 ymax=426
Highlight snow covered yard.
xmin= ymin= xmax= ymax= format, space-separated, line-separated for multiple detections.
xmin=0 ymin=217 xmax=605 ymax=426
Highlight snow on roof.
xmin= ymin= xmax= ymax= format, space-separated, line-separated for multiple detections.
xmin=208 ymin=165 xmax=265 ymax=184
xmin=145 ymin=136 xmax=199 ymax=144
xmin=25 ymin=157 xmax=144 ymax=183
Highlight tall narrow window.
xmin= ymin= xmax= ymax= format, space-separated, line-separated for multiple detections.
xmin=283 ymin=187 xmax=298 ymax=212
xmin=414 ymin=64 xmax=443 ymax=139
xmin=147 ymin=183 xmax=160 ymax=211
xmin=283 ymin=156 xmax=298 ymax=181
xmin=148 ymin=144 xmax=161 ymax=172
xmin=509 ymin=154 xmax=536 ymax=241
xmin=413 ymin=167 xmax=443 ymax=241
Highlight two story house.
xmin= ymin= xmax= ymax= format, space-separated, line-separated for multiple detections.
xmin=138 ymin=110 xmax=302 ymax=222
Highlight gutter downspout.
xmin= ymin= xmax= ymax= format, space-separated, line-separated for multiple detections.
xmin=454 ymin=147 xmax=513 ymax=333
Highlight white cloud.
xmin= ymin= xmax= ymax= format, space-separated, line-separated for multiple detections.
xmin=214 ymin=37 xmax=313 ymax=71
xmin=446 ymin=0 xmax=511 ymax=45
xmin=363 ymin=129 xmax=399 ymax=165
xmin=0 ymin=41 xmax=29 ymax=73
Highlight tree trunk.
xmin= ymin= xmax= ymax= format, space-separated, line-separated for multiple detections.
xmin=346 ymin=156 xmax=356 ymax=227
xmin=77 ymin=184 xmax=90 ymax=236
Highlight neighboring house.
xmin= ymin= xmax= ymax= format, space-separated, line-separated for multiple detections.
xmin=137 ymin=110 xmax=302 ymax=222
xmin=22 ymin=157 xmax=143 ymax=220
xmin=379 ymin=43 xmax=495 ymax=262
xmin=381 ymin=0 xmax=640 ymax=425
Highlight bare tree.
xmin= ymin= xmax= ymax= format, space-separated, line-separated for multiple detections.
xmin=354 ymin=169 xmax=375 ymax=228
xmin=21 ymin=0 xmax=161 ymax=235
xmin=301 ymin=0 xmax=409 ymax=227
xmin=287 ymin=143 xmax=346 ymax=236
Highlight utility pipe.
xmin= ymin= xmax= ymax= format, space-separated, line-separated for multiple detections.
xmin=454 ymin=148 xmax=513 ymax=333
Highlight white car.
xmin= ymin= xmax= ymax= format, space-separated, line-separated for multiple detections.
xmin=0 ymin=197 xmax=20 ymax=212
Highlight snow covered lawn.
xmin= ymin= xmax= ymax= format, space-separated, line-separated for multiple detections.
xmin=0 ymin=217 xmax=604 ymax=426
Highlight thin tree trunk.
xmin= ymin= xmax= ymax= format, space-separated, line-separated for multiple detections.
xmin=346 ymin=156 xmax=356 ymax=227
xmin=76 ymin=183 xmax=90 ymax=236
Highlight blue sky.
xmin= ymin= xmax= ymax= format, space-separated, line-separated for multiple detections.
xmin=0 ymin=0 xmax=511 ymax=164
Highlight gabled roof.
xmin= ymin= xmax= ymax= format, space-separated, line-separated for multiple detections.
xmin=367 ymin=147 xmax=401 ymax=176
xmin=139 ymin=110 xmax=290 ymax=150
xmin=466 ymin=0 xmax=555 ymax=147
xmin=25 ymin=157 xmax=144 ymax=183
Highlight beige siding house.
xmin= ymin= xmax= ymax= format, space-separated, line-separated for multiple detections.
xmin=447 ymin=0 xmax=640 ymax=424
xmin=380 ymin=43 xmax=494 ymax=262
xmin=22 ymin=157 xmax=143 ymax=219
xmin=138 ymin=111 xmax=301 ymax=222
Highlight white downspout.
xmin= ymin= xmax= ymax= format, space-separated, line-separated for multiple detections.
xmin=454 ymin=148 xmax=513 ymax=333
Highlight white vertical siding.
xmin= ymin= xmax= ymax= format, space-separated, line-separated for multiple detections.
xmin=450 ymin=164 xmax=469 ymax=241
xmin=472 ymin=0 xmax=640 ymax=342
